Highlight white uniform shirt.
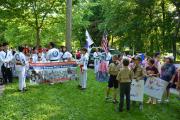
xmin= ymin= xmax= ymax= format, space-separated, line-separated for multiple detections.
xmin=93 ymin=52 xmax=101 ymax=59
xmin=0 ymin=51 xmax=6 ymax=67
xmin=14 ymin=52 xmax=27 ymax=67
xmin=46 ymin=48 xmax=60 ymax=61
xmin=3 ymin=50 xmax=13 ymax=68
xmin=32 ymin=54 xmax=38 ymax=63
xmin=41 ymin=53 xmax=47 ymax=62
xmin=80 ymin=53 xmax=89 ymax=70
xmin=105 ymin=52 xmax=112 ymax=61
xmin=93 ymin=52 xmax=101 ymax=65
xmin=62 ymin=51 xmax=72 ymax=60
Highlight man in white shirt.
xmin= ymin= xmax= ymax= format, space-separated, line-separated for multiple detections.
xmin=14 ymin=46 xmax=28 ymax=92
xmin=31 ymin=47 xmax=38 ymax=63
xmin=93 ymin=48 xmax=101 ymax=73
xmin=46 ymin=42 xmax=60 ymax=61
xmin=78 ymin=48 xmax=89 ymax=90
xmin=1 ymin=42 xmax=13 ymax=84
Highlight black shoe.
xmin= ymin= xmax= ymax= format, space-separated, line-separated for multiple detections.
xmin=80 ymin=88 xmax=86 ymax=90
xmin=18 ymin=90 xmax=24 ymax=92
xmin=23 ymin=88 xmax=28 ymax=91
xmin=77 ymin=85 xmax=82 ymax=88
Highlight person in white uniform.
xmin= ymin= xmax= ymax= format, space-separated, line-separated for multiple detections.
xmin=59 ymin=46 xmax=64 ymax=61
xmin=41 ymin=49 xmax=46 ymax=62
xmin=105 ymin=51 xmax=112 ymax=66
xmin=62 ymin=46 xmax=72 ymax=61
xmin=14 ymin=46 xmax=28 ymax=92
xmin=31 ymin=47 xmax=38 ymax=63
xmin=78 ymin=48 xmax=89 ymax=90
xmin=93 ymin=48 xmax=101 ymax=73
xmin=46 ymin=42 xmax=60 ymax=61
xmin=1 ymin=42 xmax=13 ymax=84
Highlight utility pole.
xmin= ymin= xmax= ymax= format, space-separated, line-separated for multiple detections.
xmin=66 ymin=0 xmax=72 ymax=51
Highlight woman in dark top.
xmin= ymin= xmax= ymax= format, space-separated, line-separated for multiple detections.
xmin=146 ymin=58 xmax=159 ymax=104
xmin=160 ymin=56 xmax=176 ymax=103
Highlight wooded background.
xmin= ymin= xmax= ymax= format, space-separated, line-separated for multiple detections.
xmin=0 ymin=0 xmax=179 ymax=58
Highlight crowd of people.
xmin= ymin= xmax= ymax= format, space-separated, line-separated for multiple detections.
xmin=0 ymin=42 xmax=75 ymax=90
xmin=92 ymin=48 xmax=180 ymax=112
xmin=0 ymin=42 xmax=180 ymax=113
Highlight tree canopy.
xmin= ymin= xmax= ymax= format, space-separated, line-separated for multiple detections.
xmin=0 ymin=0 xmax=179 ymax=58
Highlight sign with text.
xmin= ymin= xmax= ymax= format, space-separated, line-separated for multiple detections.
xmin=130 ymin=80 xmax=144 ymax=102
xmin=144 ymin=77 xmax=168 ymax=99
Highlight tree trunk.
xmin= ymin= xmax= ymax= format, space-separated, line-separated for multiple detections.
xmin=161 ymin=0 xmax=166 ymax=50
xmin=111 ymin=35 xmax=114 ymax=48
xmin=66 ymin=0 xmax=72 ymax=51
xmin=172 ymin=1 xmax=180 ymax=61
xmin=36 ymin=28 xmax=40 ymax=48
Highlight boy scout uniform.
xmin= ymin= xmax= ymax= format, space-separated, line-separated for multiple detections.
xmin=116 ymin=66 xmax=133 ymax=111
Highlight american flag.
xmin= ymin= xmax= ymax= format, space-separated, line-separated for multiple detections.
xmin=101 ymin=32 xmax=108 ymax=53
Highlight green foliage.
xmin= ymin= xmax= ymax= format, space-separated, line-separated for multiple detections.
xmin=0 ymin=0 xmax=179 ymax=56
xmin=98 ymin=0 xmax=179 ymax=55
xmin=0 ymin=69 xmax=180 ymax=120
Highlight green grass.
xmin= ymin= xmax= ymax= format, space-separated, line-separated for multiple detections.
xmin=0 ymin=69 xmax=180 ymax=120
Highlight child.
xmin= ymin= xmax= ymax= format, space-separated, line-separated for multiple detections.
xmin=116 ymin=58 xmax=133 ymax=112
xmin=78 ymin=48 xmax=89 ymax=90
xmin=132 ymin=56 xmax=145 ymax=110
xmin=146 ymin=58 xmax=159 ymax=104
xmin=106 ymin=55 xmax=120 ymax=103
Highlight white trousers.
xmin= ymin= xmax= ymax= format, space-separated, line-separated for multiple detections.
xmin=16 ymin=66 xmax=26 ymax=90
xmin=80 ymin=70 xmax=87 ymax=88
xmin=94 ymin=60 xmax=99 ymax=73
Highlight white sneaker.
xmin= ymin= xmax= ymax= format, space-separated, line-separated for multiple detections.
xmin=164 ymin=99 xmax=169 ymax=103
xmin=157 ymin=99 xmax=162 ymax=103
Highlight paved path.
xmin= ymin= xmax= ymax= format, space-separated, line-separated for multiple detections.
xmin=0 ymin=85 xmax=5 ymax=96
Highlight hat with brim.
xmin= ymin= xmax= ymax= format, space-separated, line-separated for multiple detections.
xmin=135 ymin=56 xmax=142 ymax=61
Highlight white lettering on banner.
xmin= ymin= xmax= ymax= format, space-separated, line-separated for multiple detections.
xmin=130 ymin=80 xmax=144 ymax=102
xmin=144 ymin=77 xmax=169 ymax=99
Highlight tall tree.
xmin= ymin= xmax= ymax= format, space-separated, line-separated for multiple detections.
xmin=66 ymin=0 xmax=72 ymax=51
xmin=1 ymin=0 xmax=64 ymax=47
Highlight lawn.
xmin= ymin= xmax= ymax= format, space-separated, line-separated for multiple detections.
xmin=0 ymin=69 xmax=179 ymax=120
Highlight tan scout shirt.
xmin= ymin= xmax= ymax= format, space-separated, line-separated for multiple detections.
xmin=116 ymin=67 xmax=133 ymax=83
xmin=133 ymin=65 xmax=145 ymax=80
xmin=108 ymin=62 xmax=121 ymax=76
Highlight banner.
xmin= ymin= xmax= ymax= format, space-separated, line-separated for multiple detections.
xmin=130 ymin=80 xmax=144 ymax=102
xmin=28 ymin=61 xmax=78 ymax=84
xmin=144 ymin=77 xmax=169 ymax=99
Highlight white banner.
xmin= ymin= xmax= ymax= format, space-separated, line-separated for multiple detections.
xmin=144 ymin=77 xmax=169 ymax=99
xmin=28 ymin=61 xmax=78 ymax=84
xmin=130 ymin=80 xmax=144 ymax=102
